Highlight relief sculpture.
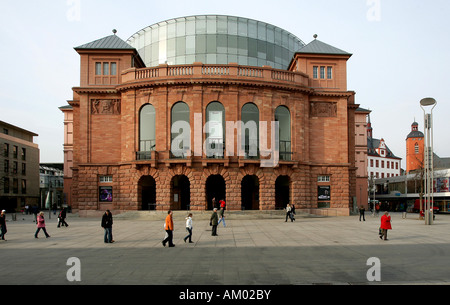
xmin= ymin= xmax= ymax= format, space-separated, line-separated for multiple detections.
xmin=310 ymin=102 xmax=337 ymax=117
xmin=91 ymin=99 xmax=121 ymax=115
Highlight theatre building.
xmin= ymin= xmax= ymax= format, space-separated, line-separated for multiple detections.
xmin=64 ymin=15 xmax=358 ymax=216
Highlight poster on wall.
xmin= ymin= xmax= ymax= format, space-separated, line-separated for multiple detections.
xmin=99 ymin=186 xmax=113 ymax=202
xmin=318 ymin=186 xmax=331 ymax=201
xmin=435 ymin=178 xmax=449 ymax=193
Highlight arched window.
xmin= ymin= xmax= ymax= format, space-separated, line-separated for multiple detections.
xmin=275 ymin=106 xmax=291 ymax=161
xmin=241 ymin=103 xmax=259 ymax=159
xmin=138 ymin=104 xmax=156 ymax=160
xmin=205 ymin=101 xmax=225 ymax=158
xmin=171 ymin=102 xmax=190 ymax=158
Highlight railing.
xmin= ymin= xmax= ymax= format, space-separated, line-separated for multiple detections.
xmin=279 ymin=140 xmax=293 ymax=161
xmin=126 ymin=63 xmax=308 ymax=87
xmin=136 ymin=140 xmax=155 ymax=160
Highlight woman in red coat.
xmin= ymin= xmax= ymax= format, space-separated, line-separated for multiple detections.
xmin=380 ymin=211 xmax=392 ymax=240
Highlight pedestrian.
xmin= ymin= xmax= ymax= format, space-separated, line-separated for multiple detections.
xmin=379 ymin=211 xmax=392 ymax=240
xmin=101 ymin=210 xmax=114 ymax=243
xmin=359 ymin=206 xmax=366 ymax=221
xmin=162 ymin=210 xmax=175 ymax=247
xmin=218 ymin=199 xmax=226 ymax=227
xmin=34 ymin=212 xmax=50 ymax=239
xmin=291 ymin=204 xmax=296 ymax=221
xmin=285 ymin=204 xmax=292 ymax=222
xmin=57 ymin=208 xmax=69 ymax=228
xmin=183 ymin=213 xmax=193 ymax=243
xmin=210 ymin=208 xmax=219 ymax=236
xmin=0 ymin=210 xmax=7 ymax=241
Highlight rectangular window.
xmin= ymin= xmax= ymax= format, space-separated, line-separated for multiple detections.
xmin=3 ymin=143 xmax=8 ymax=157
xmin=4 ymin=178 xmax=9 ymax=194
xmin=13 ymin=161 xmax=18 ymax=174
xmin=95 ymin=62 xmax=102 ymax=75
xmin=21 ymin=180 xmax=26 ymax=194
xmin=313 ymin=66 xmax=318 ymax=79
xmin=376 ymin=160 xmax=379 ymax=168
xmin=13 ymin=179 xmax=18 ymax=194
xmin=21 ymin=148 xmax=26 ymax=161
xmin=320 ymin=66 xmax=325 ymax=79
xmin=13 ymin=146 xmax=18 ymax=159
xmin=21 ymin=163 xmax=26 ymax=175
xmin=381 ymin=161 xmax=384 ymax=168
xmin=318 ymin=176 xmax=330 ymax=182
xmin=103 ymin=62 xmax=110 ymax=75
xmin=4 ymin=160 xmax=9 ymax=173
xmin=370 ymin=159 xmax=374 ymax=167
xmin=99 ymin=176 xmax=113 ymax=183
xmin=327 ymin=66 xmax=332 ymax=79
xmin=110 ymin=62 xmax=117 ymax=75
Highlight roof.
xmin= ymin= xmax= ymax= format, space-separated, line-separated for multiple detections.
xmin=406 ymin=130 xmax=424 ymax=139
xmin=367 ymin=137 xmax=401 ymax=159
xmin=75 ymin=34 xmax=135 ymax=50
xmin=296 ymin=39 xmax=352 ymax=56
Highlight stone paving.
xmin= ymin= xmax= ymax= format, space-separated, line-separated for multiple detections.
xmin=0 ymin=210 xmax=449 ymax=285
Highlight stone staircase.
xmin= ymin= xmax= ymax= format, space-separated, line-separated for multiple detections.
xmin=113 ymin=209 xmax=313 ymax=221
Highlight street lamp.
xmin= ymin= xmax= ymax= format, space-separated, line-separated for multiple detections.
xmin=420 ymin=97 xmax=437 ymax=225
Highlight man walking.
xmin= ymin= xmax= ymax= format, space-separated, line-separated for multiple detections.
xmin=163 ymin=210 xmax=175 ymax=247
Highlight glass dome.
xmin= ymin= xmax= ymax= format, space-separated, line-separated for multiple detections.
xmin=127 ymin=15 xmax=305 ymax=70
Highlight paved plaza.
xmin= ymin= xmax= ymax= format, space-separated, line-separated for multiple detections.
xmin=1 ymin=210 xmax=450 ymax=286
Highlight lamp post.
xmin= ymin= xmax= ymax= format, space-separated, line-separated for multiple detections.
xmin=420 ymin=98 xmax=437 ymax=225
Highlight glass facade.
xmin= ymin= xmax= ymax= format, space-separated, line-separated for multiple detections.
xmin=127 ymin=15 xmax=305 ymax=70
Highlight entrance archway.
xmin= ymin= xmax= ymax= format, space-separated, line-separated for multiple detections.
xmin=206 ymin=174 xmax=226 ymax=210
xmin=138 ymin=176 xmax=156 ymax=210
xmin=171 ymin=175 xmax=190 ymax=210
xmin=275 ymin=175 xmax=290 ymax=209
xmin=241 ymin=175 xmax=259 ymax=210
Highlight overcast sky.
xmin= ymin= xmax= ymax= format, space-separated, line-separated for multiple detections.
xmin=1 ymin=0 xmax=449 ymax=166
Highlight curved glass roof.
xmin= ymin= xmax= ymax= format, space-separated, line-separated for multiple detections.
xmin=127 ymin=15 xmax=305 ymax=70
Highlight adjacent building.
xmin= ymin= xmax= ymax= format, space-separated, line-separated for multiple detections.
xmin=367 ymin=114 xmax=402 ymax=179
xmin=62 ymin=15 xmax=360 ymax=216
xmin=0 ymin=121 xmax=40 ymax=212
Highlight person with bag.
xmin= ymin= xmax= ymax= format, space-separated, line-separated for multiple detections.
xmin=162 ymin=210 xmax=175 ymax=247
xmin=379 ymin=211 xmax=392 ymax=240
xmin=35 ymin=212 xmax=50 ymax=238
xmin=218 ymin=199 xmax=226 ymax=227
xmin=57 ymin=208 xmax=69 ymax=228
xmin=183 ymin=213 xmax=193 ymax=243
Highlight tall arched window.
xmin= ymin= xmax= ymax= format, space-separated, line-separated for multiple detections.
xmin=241 ymin=103 xmax=259 ymax=159
xmin=138 ymin=104 xmax=156 ymax=160
xmin=275 ymin=106 xmax=291 ymax=161
xmin=171 ymin=102 xmax=190 ymax=158
xmin=205 ymin=101 xmax=225 ymax=158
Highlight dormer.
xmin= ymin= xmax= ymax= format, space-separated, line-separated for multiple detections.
xmin=288 ymin=37 xmax=352 ymax=91
xmin=377 ymin=138 xmax=387 ymax=157
xmin=74 ymin=33 xmax=145 ymax=87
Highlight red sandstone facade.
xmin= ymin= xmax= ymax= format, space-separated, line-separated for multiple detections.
xmin=65 ymin=34 xmax=358 ymax=216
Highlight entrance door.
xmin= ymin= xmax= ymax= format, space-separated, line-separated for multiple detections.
xmin=139 ymin=176 xmax=156 ymax=210
xmin=206 ymin=175 xmax=226 ymax=210
xmin=171 ymin=175 xmax=190 ymax=210
xmin=275 ymin=175 xmax=290 ymax=209
xmin=241 ymin=175 xmax=259 ymax=210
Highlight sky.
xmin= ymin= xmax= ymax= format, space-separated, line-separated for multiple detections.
xmin=0 ymin=0 xmax=449 ymax=166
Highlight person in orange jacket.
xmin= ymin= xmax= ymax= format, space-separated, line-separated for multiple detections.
xmin=162 ymin=210 xmax=175 ymax=247
xmin=379 ymin=211 xmax=392 ymax=240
